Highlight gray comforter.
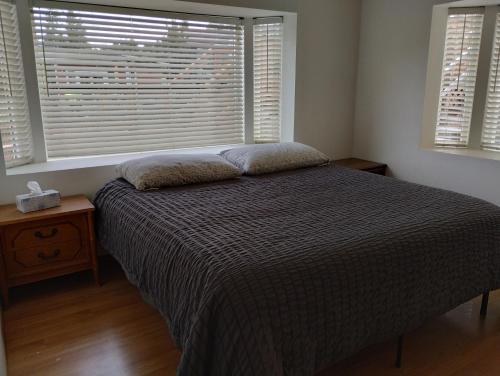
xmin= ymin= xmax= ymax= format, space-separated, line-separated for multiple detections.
xmin=94 ymin=165 xmax=500 ymax=376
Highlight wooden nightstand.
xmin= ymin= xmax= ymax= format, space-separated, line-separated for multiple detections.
xmin=335 ymin=158 xmax=387 ymax=176
xmin=0 ymin=195 xmax=99 ymax=307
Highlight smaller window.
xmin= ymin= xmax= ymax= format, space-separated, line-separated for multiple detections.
xmin=482 ymin=12 xmax=500 ymax=151
xmin=0 ymin=0 xmax=32 ymax=168
xmin=253 ymin=18 xmax=283 ymax=143
xmin=435 ymin=9 xmax=484 ymax=147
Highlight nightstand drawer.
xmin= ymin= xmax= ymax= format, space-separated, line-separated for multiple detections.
xmin=0 ymin=195 xmax=99 ymax=307
xmin=4 ymin=215 xmax=84 ymax=250
xmin=5 ymin=240 xmax=89 ymax=277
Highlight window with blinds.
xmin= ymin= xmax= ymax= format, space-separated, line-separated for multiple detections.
xmin=482 ymin=13 xmax=500 ymax=151
xmin=0 ymin=0 xmax=32 ymax=168
xmin=253 ymin=19 xmax=282 ymax=143
xmin=435 ymin=10 xmax=484 ymax=147
xmin=31 ymin=2 xmax=244 ymax=159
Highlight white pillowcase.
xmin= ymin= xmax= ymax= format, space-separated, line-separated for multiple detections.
xmin=219 ymin=142 xmax=330 ymax=175
xmin=116 ymin=154 xmax=242 ymax=191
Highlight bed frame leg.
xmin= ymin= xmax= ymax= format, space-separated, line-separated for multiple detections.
xmin=480 ymin=292 xmax=490 ymax=318
xmin=395 ymin=335 xmax=404 ymax=368
xmin=393 ymin=293 xmax=488 ymax=368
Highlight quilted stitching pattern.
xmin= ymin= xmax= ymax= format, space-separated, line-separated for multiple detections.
xmin=94 ymin=165 xmax=500 ymax=376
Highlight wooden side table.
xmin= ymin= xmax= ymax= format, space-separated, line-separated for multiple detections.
xmin=0 ymin=195 xmax=99 ymax=307
xmin=335 ymin=158 xmax=387 ymax=176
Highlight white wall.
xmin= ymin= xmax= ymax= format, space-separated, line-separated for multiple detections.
xmin=177 ymin=0 xmax=297 ymax=12
xmin=353 ymin=0 xmax=500 ymax=206
xmin=0 ymin=0 xmax=361 ymax=205
xmin=294 ymin=0 xmax=361 ymax=159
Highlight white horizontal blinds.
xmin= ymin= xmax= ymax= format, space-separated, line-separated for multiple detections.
xmin=253 ymin=18 xmax=282 ymax=143
xmin=31 ymin=3 xmax=244 ymax=159
xmin=435 ymin=9 xmax=484 ymax=147
xmin=0 ymin=0 xmax=33 ymax=168
xmin=481 ymin=12 xmax=500 ymax=151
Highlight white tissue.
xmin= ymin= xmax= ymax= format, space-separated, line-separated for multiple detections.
xmin=27 ymin=181 xmax=43 ymax=196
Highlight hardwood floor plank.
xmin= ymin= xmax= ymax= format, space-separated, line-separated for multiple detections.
xmin=4 ymin=259 xmax=180 ymax=376
xmin=4 ymin=258 xmax=500 ymax=375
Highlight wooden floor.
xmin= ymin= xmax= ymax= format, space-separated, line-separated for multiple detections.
xmin=4 ymin=259 xmax=500 ymax=376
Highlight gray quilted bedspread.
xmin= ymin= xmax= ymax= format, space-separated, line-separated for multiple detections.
xmin=94 ymin=165 xmax=500 ymax=376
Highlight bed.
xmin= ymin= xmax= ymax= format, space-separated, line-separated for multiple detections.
xmin=94 ymin=164 xmax=500 ymax=376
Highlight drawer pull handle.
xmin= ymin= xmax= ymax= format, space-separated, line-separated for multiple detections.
xmin=37 ymin=249 xmax=61 ymax=261
xmin=34 ymin=228 xmax=58 ymax=239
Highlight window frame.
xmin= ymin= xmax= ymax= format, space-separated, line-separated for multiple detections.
xmin=253 ymin=17 xmax=283 ymax=144
xmin=480 ymin=11 xmax=500 ymax=151
xmin=2 ymin=0 xmax=296 ymax=174
xmin=421 ymin=4 xmax=500 ymax=162
xmin=434 ymin=8 xmax=484 ymax=148
xmin=0 ymin=0 xmax=33 ymax=168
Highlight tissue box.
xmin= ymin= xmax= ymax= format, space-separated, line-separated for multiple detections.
xmin=16 ymin=190 xmax=61 ymax=213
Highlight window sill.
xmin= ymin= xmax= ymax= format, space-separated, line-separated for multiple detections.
xmin=6 ymin=145 xmax=240 ymax=176
xmin=423 ymin=146 xmax=500 ymax=162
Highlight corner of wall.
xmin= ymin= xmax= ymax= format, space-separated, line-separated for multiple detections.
xmin=350 ymin=0 xmax=364 ymax=159
xmin=293 ymin=0 xmax=363 ymax=159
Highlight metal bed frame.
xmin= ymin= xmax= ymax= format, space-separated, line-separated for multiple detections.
xmin=395 ymin=291 xmax=490 ymax=368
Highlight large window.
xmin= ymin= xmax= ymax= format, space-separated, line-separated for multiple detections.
xmin=0 ymin=0 xmax=32 ymax=168
xmin=32 ymin=4 xmax=245 ymax=158
xmin=433 ymin=6 xmax=500 ymax=153
xmin=0 ymin=0 xmax=292 ymax=168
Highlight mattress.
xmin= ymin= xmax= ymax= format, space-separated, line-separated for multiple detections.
xmin=94 ymin=165 xmax=500 ymax=376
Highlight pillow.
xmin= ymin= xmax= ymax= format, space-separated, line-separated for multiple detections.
xmin=116 ymin=154 xmax=242 ymax=191
xmin=219 ymin=142 xmax=330 ymax=175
